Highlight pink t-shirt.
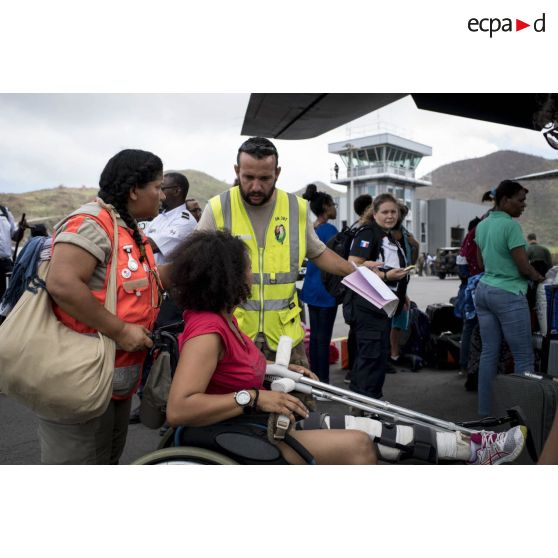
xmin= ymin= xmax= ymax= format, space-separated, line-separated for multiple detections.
xmin=178 ymin=310 xmax=267 ymax=395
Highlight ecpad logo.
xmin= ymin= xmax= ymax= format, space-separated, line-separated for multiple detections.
xmin=468 ymin=13 xmax=546 ymax=37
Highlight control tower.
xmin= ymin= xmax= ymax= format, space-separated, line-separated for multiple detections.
xmin=328 ymin=133 xmax=432 ymax=236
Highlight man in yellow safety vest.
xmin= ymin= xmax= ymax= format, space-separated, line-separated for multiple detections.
xmin=196 ymin=137 xmax=361 ymax=368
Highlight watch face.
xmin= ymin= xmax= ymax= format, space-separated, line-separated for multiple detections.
xmin=235 ymin=390 xmax=251 ymax=406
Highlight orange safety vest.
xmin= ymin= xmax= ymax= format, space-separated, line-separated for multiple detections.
xmin=52 ymin=204 xmax=161 ymax=399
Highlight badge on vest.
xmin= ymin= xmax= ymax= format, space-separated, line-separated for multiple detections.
xmin=274 ymin=224 xmax=286 ymax=244
xmin=181 ymin=211 xmax=190 ymax=220
xmin=123 ymin=244 xmax=139 ymax=272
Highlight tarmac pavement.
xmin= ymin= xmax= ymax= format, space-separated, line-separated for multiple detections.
xmin=1 ymin=274 xmax=482 ymax=465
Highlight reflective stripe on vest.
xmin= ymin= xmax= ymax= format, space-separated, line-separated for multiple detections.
xmin=209 ymin=187 xmax=307 ymax=351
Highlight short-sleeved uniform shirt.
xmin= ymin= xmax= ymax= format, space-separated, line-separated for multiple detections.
xmin=54 ymin=212 xmax=116 ymax=291
xmin=178 ymin=310 xmax=267 ymax=394
xmin=145 ymin=204 xmax=196 ymax=264
xmin=475 ymin=211 xmax=528 ymax=295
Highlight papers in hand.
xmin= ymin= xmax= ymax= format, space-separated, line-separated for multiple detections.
xmin=341 ymin=265 xmax=399 ymax=317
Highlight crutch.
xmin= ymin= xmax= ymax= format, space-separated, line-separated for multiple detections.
xmin=266 ymin=335 xmax=476 ymax=435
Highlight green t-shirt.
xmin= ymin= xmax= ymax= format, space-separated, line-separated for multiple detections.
xmin=475 ymin=211 xmax=528 ymax=294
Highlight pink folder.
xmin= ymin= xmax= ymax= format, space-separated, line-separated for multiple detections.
xmin=341 ymin=265 xmax=399 ymax=317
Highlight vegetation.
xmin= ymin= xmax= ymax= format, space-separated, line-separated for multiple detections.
xmin=0 ymin=170 xmax=231 ymax=233
xmin=417 ymin=150 xmax=558 ymax=250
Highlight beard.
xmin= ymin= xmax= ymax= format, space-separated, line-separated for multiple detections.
xmin=239 ymin=182 xmax=276 ymax=206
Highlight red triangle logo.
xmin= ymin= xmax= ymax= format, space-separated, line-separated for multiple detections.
xmin=516 ymin=19 xmax=530 ymax=31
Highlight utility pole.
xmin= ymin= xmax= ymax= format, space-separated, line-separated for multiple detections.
xmin=345 ymin=143 xmax=355 ymax=225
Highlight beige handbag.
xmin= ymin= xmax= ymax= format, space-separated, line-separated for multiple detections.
xmin=0 ymin=207 xmax=118 ymax=424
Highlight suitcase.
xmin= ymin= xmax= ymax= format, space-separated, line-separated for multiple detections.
xmin=541 ymin=284 xmax=558 ymax=378
xmin=492 ymin=373 xmax=558 ymax=463
xmin=425 ymin=303 xmax=463 ymax=335
xmin=427 ymin=332 xmax=461 ymax=369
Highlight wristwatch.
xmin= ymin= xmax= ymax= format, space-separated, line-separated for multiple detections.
xmin=234 ymin=390 xmax=252 ymax=412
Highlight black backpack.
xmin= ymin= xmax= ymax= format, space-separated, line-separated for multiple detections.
xmin=320 ymin=223 xmax=374 ymax=304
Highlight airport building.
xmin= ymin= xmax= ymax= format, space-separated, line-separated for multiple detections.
xmin=295 ymin=132 xmax=487 ymax=254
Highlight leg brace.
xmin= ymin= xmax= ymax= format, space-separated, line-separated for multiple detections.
xmin=296 ymin=413 xmax=439 ymax=463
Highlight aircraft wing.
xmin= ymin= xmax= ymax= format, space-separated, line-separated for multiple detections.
xmin=241 ymin=93 xmax=545 ymax=139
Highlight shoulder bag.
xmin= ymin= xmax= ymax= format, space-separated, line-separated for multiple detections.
xmin=0 ymin=205 xmax=118 ymax=424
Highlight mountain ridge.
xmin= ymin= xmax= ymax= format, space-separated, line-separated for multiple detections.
xmin=2 ymin=150 xmax=558 ymax=245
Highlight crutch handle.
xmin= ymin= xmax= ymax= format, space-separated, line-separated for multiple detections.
xmin=270 ymin=378 xmax=313 ymax=395
xmin=271 ymin=378 xmax=296 ymax=392
xmin=265 ymin=363 xmax=303 ymax=381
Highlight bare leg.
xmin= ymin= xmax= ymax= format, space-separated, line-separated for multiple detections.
xmin=279 ymin=429 xmax=377 ymax=465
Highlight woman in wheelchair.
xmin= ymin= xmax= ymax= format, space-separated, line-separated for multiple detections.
xmin=164 ymin=231 xmax=527 ymax=465
xmin=165 ymin=230 xmax=375 ymax=464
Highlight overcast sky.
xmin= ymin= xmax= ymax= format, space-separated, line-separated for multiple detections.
xmin=1 ymin=93 xmax=556 ymax=194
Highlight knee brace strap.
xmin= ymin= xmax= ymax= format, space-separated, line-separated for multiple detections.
xmin=410 ymin=425 xmax=438 ymax=464
xmin=368 ymin=422 xmax=438 ymax=464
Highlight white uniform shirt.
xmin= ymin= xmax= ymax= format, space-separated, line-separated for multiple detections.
xmin=145 ymin=203 xmax=196 ymax=264
xmin=0 ymin=207 xmax=17 ymax=259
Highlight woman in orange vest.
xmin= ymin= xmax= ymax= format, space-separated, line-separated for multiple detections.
xmin=42 ymin=149 xmax=165 ymax=464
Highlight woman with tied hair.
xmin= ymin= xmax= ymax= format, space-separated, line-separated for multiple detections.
xmin=474 ymin=180 xmax=545 ymax=417
xmin=300 ymin=184 xmax=339 ymax=383
xmin=346 ymin=193 xmax=410 ymax=399
xmin=42 ymin=149 xmax=166 ymax=464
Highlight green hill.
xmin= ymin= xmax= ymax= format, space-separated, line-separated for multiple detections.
xmin=0 ymin=170 xmax=232 ymax=232
xmin=418 ymin=150 xmax=558 ymax=248
xmin=165 ymin=169 xmax=231 ymax=204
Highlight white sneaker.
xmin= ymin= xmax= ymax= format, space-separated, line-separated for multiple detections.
xmin=470 ymin=426 xmax=527 ymax=465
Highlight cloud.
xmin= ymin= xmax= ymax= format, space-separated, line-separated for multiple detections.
xmin=1 ymin=93 xmax=557 ymax=194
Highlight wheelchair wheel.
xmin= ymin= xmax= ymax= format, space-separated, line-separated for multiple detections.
xmin=157 ymin=427 xmax=175 ymax=450
xmin=132 ymin=446 xmax=238 ymax=465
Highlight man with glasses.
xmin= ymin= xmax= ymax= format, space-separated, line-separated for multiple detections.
xmin=144 ymin=172 xmax=196 ymax=265
xmin=197 ymin=137 xmax=357 ymax=367
xmin=130 ymin=172 xmax=195 ymax=425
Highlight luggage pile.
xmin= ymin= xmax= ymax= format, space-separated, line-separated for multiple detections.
xmin=399 ymin=302 xmax=463 ymax=371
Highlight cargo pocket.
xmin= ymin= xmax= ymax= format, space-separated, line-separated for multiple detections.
xmin=358 ymin=330 xmax=382 ymax=360
xmin=278 ymin=304 xmax=301 ymax=325
xmin=122 ymin=277 xmax=149 ymax=295
xmin=277 ymin=304 xmax=303 ymax=341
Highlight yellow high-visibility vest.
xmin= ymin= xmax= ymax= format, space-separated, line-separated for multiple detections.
xmin=209 ymin=187 xmax=307 ymax=351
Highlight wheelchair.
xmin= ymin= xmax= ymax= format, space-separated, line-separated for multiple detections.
xmin=132 ymin=331 xmax=536 ymax=465
xmin=134 ymin=412 xmax=317 ymax=465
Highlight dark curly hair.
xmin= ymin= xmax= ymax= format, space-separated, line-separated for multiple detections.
xmin=98 ymin=149 xmax=163 ymax=261
xmin=168 ymin=230 xmax=252 ymax=313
